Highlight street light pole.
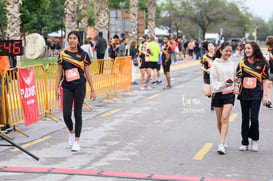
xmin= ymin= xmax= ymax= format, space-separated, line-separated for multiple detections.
xmin=196 ymin=6 xmax=200 ymax=40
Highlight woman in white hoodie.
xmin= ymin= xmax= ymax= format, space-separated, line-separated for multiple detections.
xmin=210 ymin=42 xmax=236 ymax=155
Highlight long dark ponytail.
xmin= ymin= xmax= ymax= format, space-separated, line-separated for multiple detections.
xmin=67 ymin=31 xmax=83 ymax=52
xmin=214 ymin=41 xmax=232 ymax=59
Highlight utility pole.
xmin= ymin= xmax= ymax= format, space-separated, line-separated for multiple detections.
xmin=196 ymin=6 xmax=200 ymax=40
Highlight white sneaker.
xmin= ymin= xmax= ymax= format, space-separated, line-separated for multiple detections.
xmin=251 ymin=140 xmax=259 ymax=152
xmin=71 ymin=141 xmax=80 ymax=152
xmin=217 ymin=144 xmax=226 ymax=155
xmin=239 ymin=145 xmax=248 ymax=151
xmin=68 ymin=133 xmax=75 ymax=146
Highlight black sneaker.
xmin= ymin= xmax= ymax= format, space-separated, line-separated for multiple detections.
xmin=156 ymin=80 xmax=162 ymax=84
xmin=266 ymin=101 xmax=273 ymax=108
xmin=132 ymin=81 xmax=138 ymax=85
xmin=151 ymin=81 xmax=157 ymax=85
xmin=1 ymin=124 xmax=12 ymax=133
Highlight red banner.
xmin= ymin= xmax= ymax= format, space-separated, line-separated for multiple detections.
xmin=18 ymin=67 xmax=39 ymax=126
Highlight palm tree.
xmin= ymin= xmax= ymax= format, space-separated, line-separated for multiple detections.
xmin=79 ymin=0 xmax=90 ymax=30
xmin=64 ymin=0 xmax=78 ymax=48
xmin=147 ymin=0 xmax=156 ymax=38
xmin=5 ymin=0 xmax=22 ymax=67
xmin=94 ymin=0 xmax=109 ymax=40
xmin=129 ymin=0 xmax=138 ymax=42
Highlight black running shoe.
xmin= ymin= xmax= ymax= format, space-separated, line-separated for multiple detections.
xmin=266 ymin=101 xmax=273 ymax=108
xmin=1 ymin=124 xmax=12 ymax=133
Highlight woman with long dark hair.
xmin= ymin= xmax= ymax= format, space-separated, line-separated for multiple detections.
xmin=200 ymin=41 xmax=216 ymax=110
xmin=55 ymin=31 xmax=96 ymax=152
xmin=235 ymin=41 xmax=269 ymax=152
xmin=210 ymin=42 xmax=236 ymax=155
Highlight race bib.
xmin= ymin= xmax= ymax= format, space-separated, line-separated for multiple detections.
xmin=208 ymin=60 xmax=212 ymax=68
xmin=145 ymin=56 xmax=150 ymax=62
xmin=243 ymin=77 xmax=256 ymax=89
xmin=65 ymin=68 xmax=80 ymax=82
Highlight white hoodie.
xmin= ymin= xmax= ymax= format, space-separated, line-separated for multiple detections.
xmin=210 ymin=58 xmax=236 ymax=93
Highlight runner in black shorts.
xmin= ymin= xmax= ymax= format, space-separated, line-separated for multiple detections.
xmin=162 ymin=36 xmax=172 ymax=89
xmin=200 ymin=41 xmax=216 ymax=110
xmin=210 ymin=42 xmax=236 ymax=155
xmin=138 ymin=41 xmax=152 ymax=90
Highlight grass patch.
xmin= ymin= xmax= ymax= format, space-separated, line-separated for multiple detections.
xmin=20 ymin=57 xmax=57 ymax=68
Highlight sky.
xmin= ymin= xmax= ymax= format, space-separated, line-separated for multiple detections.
xmin=243 ymin=0 xmax=273 ymax=21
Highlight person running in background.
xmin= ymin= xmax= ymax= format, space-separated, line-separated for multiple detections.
xmin=235 ymin=41 xmax=270 ymax=152
xmin=265 ymin=36 xmax=273 ymax=108
xmin=147 ymin=36 xmax=161 ymax=85
xmin=138 ymin=41 xmax=152 ymax=90
xmin=55 ymin=31 xmax=96 ymax=152
xmin=162 ymin=36 xmax=172 ymax=89
xmin=200 ymin=41 xmax=216 ymax=111
xmin=232 ymin=41 xmax=237 ymax=55
xmin=156 ymin=37 xmax=163 ymax=84
xmin=210 ymin=42 xmax=236 ymax=155
xmin=129 ymin=40 xmax=139 ymax=85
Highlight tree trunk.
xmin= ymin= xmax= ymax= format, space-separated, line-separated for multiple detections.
xmin=64 ymin=0 xmax=79 ymax=48
xmin=94 ymin=0 xmax=109 ymax=57
xmin=5 ymin=0 xmax=22 ymax=67
xmin=79 ymin=0 xmax=90 ymax=31
xmin=129 ymin=0 xmax=138 ymax=42
xmin=147 ymin=0 xmax=156 ymax=38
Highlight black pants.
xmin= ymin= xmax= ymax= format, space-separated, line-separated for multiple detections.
xmin=97 ymin=53 xmax=105 ymax=74
xmin=63 ymin=83 xmax=86 ymax=138
xmin=240 ymin=99 xmax=261 ymax=145
xmin=97 ymin=53 xmax=105 ymax=59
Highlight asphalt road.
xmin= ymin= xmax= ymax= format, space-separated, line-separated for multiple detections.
xmin=1 ymin=55 xmax=273 ymax=181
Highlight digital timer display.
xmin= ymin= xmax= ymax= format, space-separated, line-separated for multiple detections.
xmin=0 ymin=40 xmax=23 ymax=56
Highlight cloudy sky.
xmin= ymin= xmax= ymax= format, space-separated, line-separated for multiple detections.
xmin=244 ymin=0 xmax=273 ymax=21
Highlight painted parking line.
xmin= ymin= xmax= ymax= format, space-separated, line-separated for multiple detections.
xmin=10 ymin=136 xmax=52 ymax=152
xmin=0 ymin=166 xmax=253 ymax=181
xmin=192 ymin=143 xmax=213 ymax=161
xmin=100 ymin=109 xmax=122 ymax=117
xmin=229 ymin=113 xmax=238 ymax=122
xmin=175 ymin=84 xmax=184 ymax=88
xmin=195 ymin=76 xmax=202 ymax=80
xmin=147 ymin=93 xmax=160 ymax=99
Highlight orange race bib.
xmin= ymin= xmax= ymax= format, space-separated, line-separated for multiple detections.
xmin=208 ymin=60 xmax=212 ymax=68
xmin=65 ymin=68 xmax=80 ymax=82
xmin=243 ymin=77 xmax=256 ymax=89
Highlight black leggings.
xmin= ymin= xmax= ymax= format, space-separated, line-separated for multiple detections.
xmin=240 ymin=99 xmax=261 ymax=146
xmin=63 ymin=83 xmax=86 ymax=138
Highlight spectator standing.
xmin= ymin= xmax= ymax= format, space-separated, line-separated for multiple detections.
xmin=129 ymin=41 xmax=139 ymax=85
xmin=95 ymin=32 xmax=107 ymax=59
xmin=188 ymin=38 xmax=195 ymax=59
xmin=81 ymin=39 xmax=94 ymax=60
xmin=194 ymin=39 xmax=201 ymax=60
xmin=171 ymin=37 xmax=178 ymax=64
xmin=118 ymin=38 xmax=128 ymax=57
xmin=0 ymin=23 xmax=12 ymax=133
xmin=183 ymin=38 xmax=189 ymax=58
